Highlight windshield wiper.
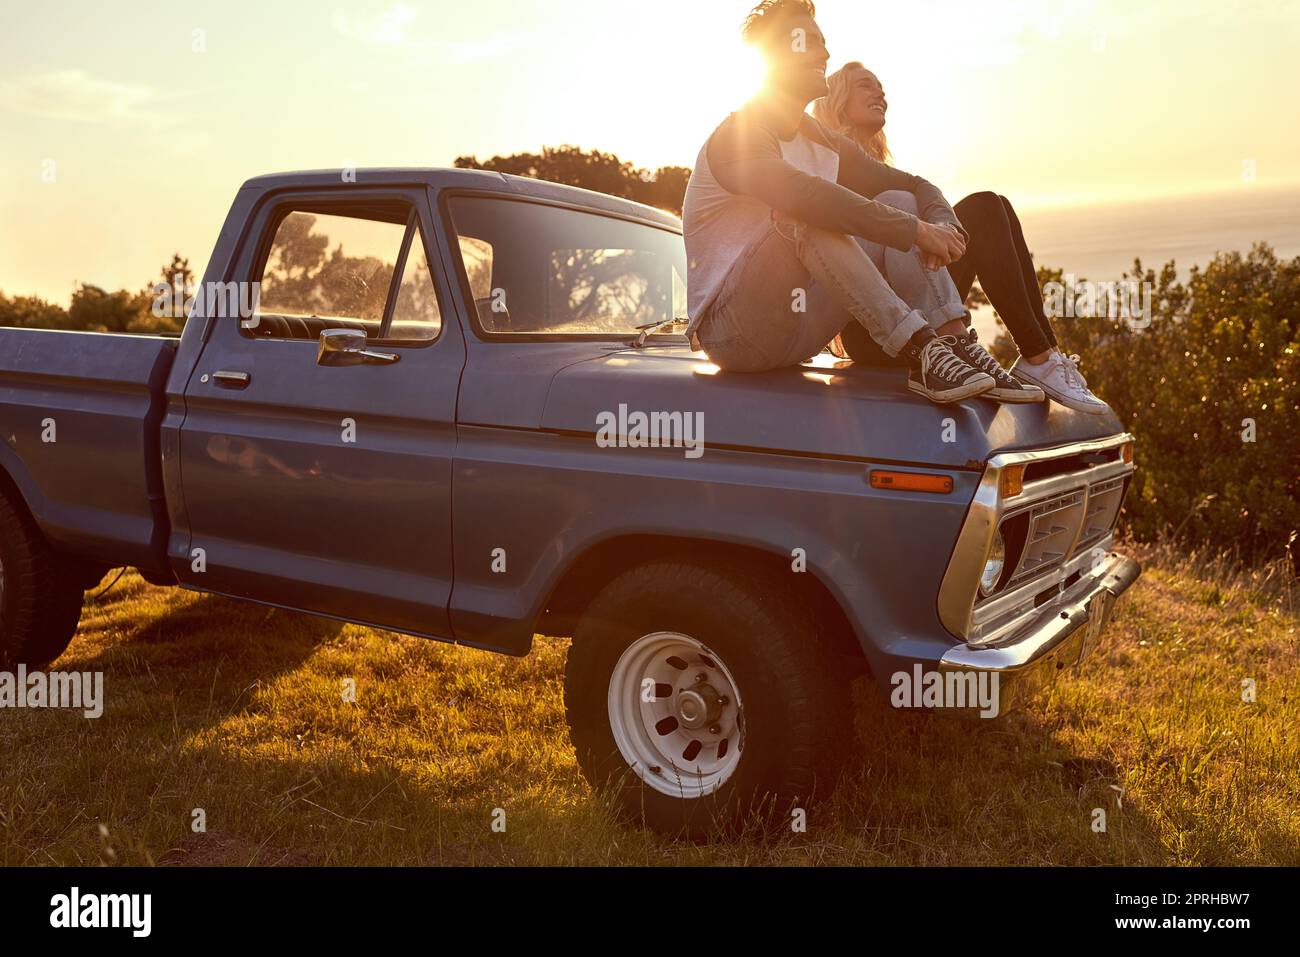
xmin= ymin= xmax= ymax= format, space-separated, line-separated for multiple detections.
xmin=630 ymin=317 xmax=689 ymax=348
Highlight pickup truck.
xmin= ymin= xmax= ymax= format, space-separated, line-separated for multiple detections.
xmin=0 ymin=168 xmax=1139 ymax=837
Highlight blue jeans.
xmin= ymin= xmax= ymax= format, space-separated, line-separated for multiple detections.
xmin=698 ymin=191 xmax=968 ymax=372
xmin=853 ymin=189 xmax=969 ymax=332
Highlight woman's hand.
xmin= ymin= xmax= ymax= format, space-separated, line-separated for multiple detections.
xmin=915 ymin=221 xmax=966 ymax=268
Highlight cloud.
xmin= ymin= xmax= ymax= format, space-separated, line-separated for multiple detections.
xmin=0 ymin=69 xmax=167 ymax=124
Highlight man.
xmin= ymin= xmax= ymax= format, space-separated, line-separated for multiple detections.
xmin=682 ymin=0 xmax=999 ymax=404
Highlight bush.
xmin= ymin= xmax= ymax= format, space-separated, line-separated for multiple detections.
xmin=1015 ymin=244 xmax=1299 ymax=563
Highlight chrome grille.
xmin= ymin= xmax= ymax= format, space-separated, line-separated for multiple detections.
xmin=1010 ymin=490 xmax=1085 ymax=583
xmin=1077 ymin=477 xmax=1127 ymax=549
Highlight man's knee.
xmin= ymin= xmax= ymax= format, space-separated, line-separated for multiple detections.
xmin=873 ymin=189 xmax=917 ymax=213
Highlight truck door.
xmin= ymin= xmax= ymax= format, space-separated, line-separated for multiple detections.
xmin=174 ymin=186 xmax=463 ymax=638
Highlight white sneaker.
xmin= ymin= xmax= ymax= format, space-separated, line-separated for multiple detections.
xmin=1011 ymin=352 xmax=1109 ymax=414
xmin=1055 ymin=350 xmax=1089 ymax=389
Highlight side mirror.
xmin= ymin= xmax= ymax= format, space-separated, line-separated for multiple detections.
xmin=316 ymin=328 xmax=400 ymax=366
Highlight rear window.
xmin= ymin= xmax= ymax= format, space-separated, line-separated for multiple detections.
xmin=446 ymin=196 xmax=687 ymax=336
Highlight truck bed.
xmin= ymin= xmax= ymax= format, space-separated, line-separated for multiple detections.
xmin=0 ymin=328 xmax=176 ymax=571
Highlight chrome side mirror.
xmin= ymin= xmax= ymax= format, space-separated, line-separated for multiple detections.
xmin=316 ymin=328 xmax=400 ymax=366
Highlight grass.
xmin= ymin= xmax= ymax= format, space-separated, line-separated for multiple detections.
xmin=1 ymin=543 xmax=1296 ymax=866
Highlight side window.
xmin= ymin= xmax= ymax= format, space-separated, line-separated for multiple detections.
xmin=245 ymin=207 xmax=441 ymax=343
xmin=389 ymin=228 xmax=442 ymax=341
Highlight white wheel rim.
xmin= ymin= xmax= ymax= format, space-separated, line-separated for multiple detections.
xmin=607 ymin=632 xmax=745 ymax=799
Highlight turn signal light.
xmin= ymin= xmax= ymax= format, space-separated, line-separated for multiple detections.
xmin=999 ymin=464 xmax=1025 ymax=498
xmin=1121 ymin=442 xmax=1134 ymax=463
xmin=869 ymin=470 xmax=953 ymax=494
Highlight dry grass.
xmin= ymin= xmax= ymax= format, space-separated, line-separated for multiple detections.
xmin=1 ymin=548 xmax=1296 ymax=866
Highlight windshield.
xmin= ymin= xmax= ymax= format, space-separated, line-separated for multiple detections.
xmin=447 ymin=195 xmax=688 ymax=336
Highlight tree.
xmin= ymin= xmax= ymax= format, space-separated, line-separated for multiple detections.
xmin=455 ymin=146 xmax=691 ymax=215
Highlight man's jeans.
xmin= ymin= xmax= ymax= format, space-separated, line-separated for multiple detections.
xmin=698 ymin=189 xmax=969 ymax=372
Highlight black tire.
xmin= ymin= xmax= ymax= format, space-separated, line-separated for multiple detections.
xmin=0 ymin=490 xmax=86 ymax=669
xmin=564 ymin=560 xmax=853 ymax=839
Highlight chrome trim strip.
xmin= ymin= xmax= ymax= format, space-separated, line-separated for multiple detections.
xmin=937 ymin=433 xmax=1134 ymax=640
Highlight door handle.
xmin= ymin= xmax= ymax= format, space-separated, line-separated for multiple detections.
xmin=211 ymin=370 xmax=251 ymax=389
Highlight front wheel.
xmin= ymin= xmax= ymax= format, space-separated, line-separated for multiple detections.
xmin=564 ymin=561 xmax=853 ymax=838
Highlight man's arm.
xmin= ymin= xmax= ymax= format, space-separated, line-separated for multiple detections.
xmin=825 ymin=125 xmax=967 ymax=242
xmin=707 ymin=112 xmax=920 ymax=251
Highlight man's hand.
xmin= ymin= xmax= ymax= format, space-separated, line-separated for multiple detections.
xmin=915 ymin=221 xmax=966 ymax=269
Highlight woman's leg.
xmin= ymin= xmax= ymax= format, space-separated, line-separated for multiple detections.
xmin=950 ymin=192 xmax=1053 ymax=359
xmin=999 ymin=195 xmax=1058 ymax=351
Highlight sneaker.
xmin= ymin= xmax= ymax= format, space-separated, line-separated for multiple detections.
xmin=905 ymin=336 xmax=995 ymax=404
xmin=1011 ymin=352 xmax=1109 ymax=414
xmin=1056 ymin=350 xmax=1089 ymax=388
xmin=952 ymin=328 xmax=1044 ymax=404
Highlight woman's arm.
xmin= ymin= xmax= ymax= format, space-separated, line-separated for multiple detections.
xmin=824 ymin=125 xmax=968 ymax=242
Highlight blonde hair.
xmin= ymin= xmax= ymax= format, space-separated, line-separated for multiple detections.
xmin=812 ymin=61 xmax=891 ymax=164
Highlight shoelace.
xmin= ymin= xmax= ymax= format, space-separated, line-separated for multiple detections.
xmin=963 ymin=337 xmax=1009 ymax=380
xmin=1056 ymin=353 xmax=1083 ymax=390
xmin=1059 ymin=351 xmax=1089 ymax=388
xmin=923 ymin=339 xmax=973 ymax=382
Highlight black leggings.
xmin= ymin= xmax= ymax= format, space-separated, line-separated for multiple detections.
xmin=947 ymin=192 xmax=1057 ymax=357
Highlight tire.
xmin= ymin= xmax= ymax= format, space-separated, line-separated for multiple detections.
xmin=0 ymin=490 xmax=86 ymax=670
xmin=564 ymin=560 xmax=853 ymax=839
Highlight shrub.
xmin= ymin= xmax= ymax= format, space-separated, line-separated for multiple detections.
xmin=998 ymin=244 xmax=1299 ymax=563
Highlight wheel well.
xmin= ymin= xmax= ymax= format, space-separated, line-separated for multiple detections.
xmin=0 ymin=465 xmax=115 ymax=591
xmin=536 ymin=535 xmax=869 ymax=676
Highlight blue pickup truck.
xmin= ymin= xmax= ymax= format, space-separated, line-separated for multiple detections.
xmin=0 ymin=168 xmax=1139 ymax=835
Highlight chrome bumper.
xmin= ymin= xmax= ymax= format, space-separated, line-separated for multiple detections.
xmin=939 ymin=552 xmax=1141 ymax=714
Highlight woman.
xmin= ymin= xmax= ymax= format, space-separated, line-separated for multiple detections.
xmin=813 ymin=62 xmax=1108 ymax=413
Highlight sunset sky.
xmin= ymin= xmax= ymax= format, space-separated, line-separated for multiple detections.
xmin=1 ymin=0 xmax=1298 ymax=304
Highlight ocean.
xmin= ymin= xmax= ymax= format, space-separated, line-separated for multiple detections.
xmin=969 ymin=183 xmax=1300 ymax=344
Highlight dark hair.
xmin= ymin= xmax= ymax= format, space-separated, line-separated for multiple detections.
xmin=741 ymin=0 xmax=817 ymax=46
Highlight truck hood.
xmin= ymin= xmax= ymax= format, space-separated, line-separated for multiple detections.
xmin=540 ymin=347 xmax=1127 ymax=469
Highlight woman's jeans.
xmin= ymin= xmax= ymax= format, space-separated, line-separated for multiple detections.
xmin=698 ymin=190 xmax=967 ymax=372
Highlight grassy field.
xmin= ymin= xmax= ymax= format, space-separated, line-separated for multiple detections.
xmin=1 ymin=543 xmax=1296 ymax=866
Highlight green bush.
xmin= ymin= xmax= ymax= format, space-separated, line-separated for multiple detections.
xmin=1004 ymin=244 xmax=1299 ymax=563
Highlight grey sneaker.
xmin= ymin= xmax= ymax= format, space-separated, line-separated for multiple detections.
xmin=905 ymin=336 xmax=995 ymax=404
xmin=953 ymin=328 xmax=1044 ymax=404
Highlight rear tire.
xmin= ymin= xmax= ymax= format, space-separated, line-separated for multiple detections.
xmin=0 ymin=490 xmax=86 ymax=669
xmin=564 ymin=561 xmax=852 ymax=839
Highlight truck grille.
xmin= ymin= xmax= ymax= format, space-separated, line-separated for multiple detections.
xmin=938 ymin=434 xmax=1136 ymax=645
xmin=1003 ymin=476 xmax=1130 ymax=589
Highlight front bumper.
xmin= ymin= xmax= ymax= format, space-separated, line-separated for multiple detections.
xmin=938 ymin=551 xmax=1141 ymax=715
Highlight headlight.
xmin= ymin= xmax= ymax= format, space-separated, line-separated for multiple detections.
xmin=979 ymin=529 xmax=1006 ymax=596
